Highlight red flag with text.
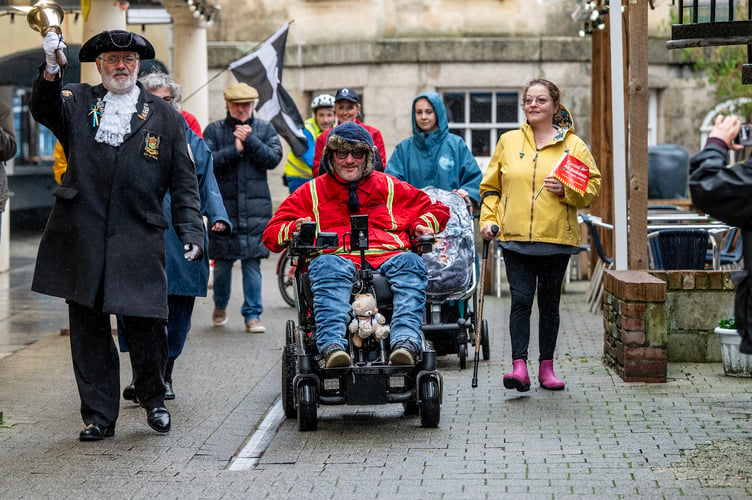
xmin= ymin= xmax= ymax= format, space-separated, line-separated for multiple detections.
xmin=551 ymin=152 xmax=590 ymax=194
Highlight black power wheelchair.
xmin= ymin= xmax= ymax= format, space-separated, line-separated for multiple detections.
xmin=281 ymin=215 xmax=443 ymax=431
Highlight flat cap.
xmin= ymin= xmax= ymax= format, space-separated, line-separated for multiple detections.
xmin=224 ymin=82 xmax=258 ymax=103
xmin=79 ymin=30 xmax=155 ymax=63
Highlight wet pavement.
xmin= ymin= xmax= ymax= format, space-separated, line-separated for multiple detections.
xmin=1 ymin=230 xmax=752 ymax=499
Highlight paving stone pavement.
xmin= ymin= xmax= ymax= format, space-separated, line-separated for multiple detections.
xmin=1 ymin=232 xmax=752 ymax=499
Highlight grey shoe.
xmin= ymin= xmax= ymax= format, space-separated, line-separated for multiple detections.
xmin=389 ymin=340 xmax=419 ymax=366
xmin=322 ymin=344 xmax=350 ymax=368
xmin=212 ymin=308 xmax=227 ymax=327
xmin=245 ymin=319 xmax=266 ymax=333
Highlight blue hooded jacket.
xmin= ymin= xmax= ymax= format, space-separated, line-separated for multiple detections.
xmin=386 ymin=92 xmax=482 ymax=202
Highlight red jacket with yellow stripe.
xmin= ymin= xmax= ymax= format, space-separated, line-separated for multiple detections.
xmin=263 ymin=171 xmax=450 ymax=268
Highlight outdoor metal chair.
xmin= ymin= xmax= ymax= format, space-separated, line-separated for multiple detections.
xmin=648 ymin=228 xmax=709 ymax=270
xmin=580 ymin=213 xmax=614 ymax=314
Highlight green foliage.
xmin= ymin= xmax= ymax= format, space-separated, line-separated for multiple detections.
xmin=673 ymin=1 xmax=752 ymax=119
xmin=719 ymin=317 xmax=736 ymax=329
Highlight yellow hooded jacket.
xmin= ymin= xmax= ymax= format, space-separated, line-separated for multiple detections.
xmin=479 ymin=106 xmax=601 ymax=248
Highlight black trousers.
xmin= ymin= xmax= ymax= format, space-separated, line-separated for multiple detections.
xmin=68 ymin=301 xmax=167 ymax=428
xmin=502 ymin=249 xmax=571 ymax=362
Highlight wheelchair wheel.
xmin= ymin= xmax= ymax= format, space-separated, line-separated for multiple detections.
xmin=458 ymin=342 xmax=467 ymax=370
xmin=419 ymin=376 xmax=441 ymax=428
xmin=282 ymin=344 xmax=297 ymax=419
xmin=297 ymin=381 xmax=318 ymax=431
xmin=277 ymin=249 xmax=296 ymax=307
xmin=481 ymin=319 xmax=490 ymax=361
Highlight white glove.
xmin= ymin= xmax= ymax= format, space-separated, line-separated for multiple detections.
xmin=183 ymin=243 xmax=203 ymax=261
xmin=43 ymin=32 xmax=66 ymax=74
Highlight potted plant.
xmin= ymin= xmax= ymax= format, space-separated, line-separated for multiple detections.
xmin=714 ymin=318 xmax=752 ymax=377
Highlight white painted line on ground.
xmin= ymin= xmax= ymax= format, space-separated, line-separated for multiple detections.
xmin=228 ymin=398 xmax=286 ymax=471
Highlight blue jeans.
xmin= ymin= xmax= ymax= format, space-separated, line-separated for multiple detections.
xmin=213 ymin=258 xmax=263 ymax=322
xmin=502 ymin=249 xmax=570 ymax=362
xmin=308 ymin=253 xmax=427 ymax=352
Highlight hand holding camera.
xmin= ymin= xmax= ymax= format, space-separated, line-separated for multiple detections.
xmin=709 ymin=114 xmax=746 ymax=151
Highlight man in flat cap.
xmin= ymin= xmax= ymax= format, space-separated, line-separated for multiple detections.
xmin=30 ymin=29 xmax=205 ymax=441
xmin=203 ymin=82 xmax=282 ymax=334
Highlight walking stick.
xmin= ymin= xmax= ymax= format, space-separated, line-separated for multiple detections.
xmin=472 ymin=225 xmax=498 ymax=388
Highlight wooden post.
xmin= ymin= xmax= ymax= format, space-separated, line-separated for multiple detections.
xmin=590 ymin=4 xmax=614 ymax=271
xmin=627 ymin=0 xmax=649 ymax=270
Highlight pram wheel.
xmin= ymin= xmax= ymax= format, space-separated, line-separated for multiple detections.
xmin=419 ymin=376 xmax=441 ymax=428
xmin=282 ymin=344 xmax=297 ymax=419
xmin=481 ymin=319 xmax=490 ymax=361
xmin=458 ymin=342 xmax=467 ymax=370
xmin=297 ymin=381 xmax=318 ymax=431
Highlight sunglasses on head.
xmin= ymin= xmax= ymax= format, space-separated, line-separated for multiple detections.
xmin=333 ymin=148 xmax=367 ymax=160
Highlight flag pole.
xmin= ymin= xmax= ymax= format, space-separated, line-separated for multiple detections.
xmin=182 ymin=21 xmax=295 ymax=104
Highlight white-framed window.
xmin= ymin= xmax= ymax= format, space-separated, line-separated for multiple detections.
xmin=442 ymin=90 xmax=523 ymax=170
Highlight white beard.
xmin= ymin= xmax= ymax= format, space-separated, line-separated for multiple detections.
xmin=95 ymin=86 xmax=140 ymax=147
xmin=101 ymin=69 xmax=137 ymax=94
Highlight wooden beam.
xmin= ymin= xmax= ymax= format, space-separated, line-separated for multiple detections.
xmin=590 ymin=14 xmax=614 ymax=266
xmin=628 ymin=0 xmax=649 ymax=270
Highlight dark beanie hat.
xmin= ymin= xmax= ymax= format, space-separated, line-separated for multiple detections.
xmin=323 ymin=122 xmax=376 ymax=213
xmin=328 ymin=121 xmax=374 ymax=148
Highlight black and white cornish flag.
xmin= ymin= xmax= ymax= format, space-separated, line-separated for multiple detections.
xmin=229 ymin=23 xmax=307 ymax=157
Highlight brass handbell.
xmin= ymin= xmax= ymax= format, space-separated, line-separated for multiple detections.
xmin=16 ymin=1 xmax=67 ymax=68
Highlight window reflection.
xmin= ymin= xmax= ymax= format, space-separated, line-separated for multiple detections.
xmin=444 ymin=93 xmax=465 ymax=123
xmin=496 ymin=92 xmax=518 ymax=122
xmin=470 ymin=93 xmax=491 ymax=123
xmin=13 ymin=88 xmax=55 ymax=164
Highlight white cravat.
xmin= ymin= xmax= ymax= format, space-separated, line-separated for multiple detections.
xmin=95 ymin=86 xmax=140 ymax=147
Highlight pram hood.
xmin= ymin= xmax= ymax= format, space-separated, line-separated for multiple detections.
xmin=421 ymin=187 xmax=477 ymax=301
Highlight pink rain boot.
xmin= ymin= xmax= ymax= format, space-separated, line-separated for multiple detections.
xmin=503 ymin=359 xmax=531 ymax=392
xmin=538 ymin=360 xmax=565 ymax=390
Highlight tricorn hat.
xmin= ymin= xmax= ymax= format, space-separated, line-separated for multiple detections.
xmin=79 ymin=30 xmax=155 ymax=63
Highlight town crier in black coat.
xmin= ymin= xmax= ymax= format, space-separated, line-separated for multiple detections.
xmin=30 ymin=30 xmax=205 ymax=441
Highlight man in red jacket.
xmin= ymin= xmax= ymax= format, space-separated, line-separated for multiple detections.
xmin=264 ymin=122 xmax=449 ymax=367
xmin=311 ymin=87 xmax=386 ymax=176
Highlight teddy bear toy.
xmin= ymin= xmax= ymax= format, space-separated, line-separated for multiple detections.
xmin=348 ymin=293 xmax=390 ymax=348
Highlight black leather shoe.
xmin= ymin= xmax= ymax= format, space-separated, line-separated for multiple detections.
xmin=79 ymin=423 xmax=115 ymax=442
xmin=122 ymin=383 xmax=138 ymax=403
xmin=164 ymin=382 xmax=175 ymax=400
xmin=147 ymin=406 xmax=171 ymax=433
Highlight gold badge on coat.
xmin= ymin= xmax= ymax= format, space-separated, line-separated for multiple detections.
xmin=143 ymin=132 xmax=161 ymax=160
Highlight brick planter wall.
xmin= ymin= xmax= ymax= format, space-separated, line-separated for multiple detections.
xmin=603 ymin=270 xmax=667 ymax=382
xmin=603 ymin=270 xmax=736 ymax=383
xmin=649 ymin=270 xmax=735 ymax=363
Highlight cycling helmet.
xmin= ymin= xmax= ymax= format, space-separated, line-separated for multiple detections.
xmin=311 ymin=93 xmax=335 ymax=111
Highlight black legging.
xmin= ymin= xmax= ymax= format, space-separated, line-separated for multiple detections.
xmin=502 ymin=249 xmax=571 ymax=362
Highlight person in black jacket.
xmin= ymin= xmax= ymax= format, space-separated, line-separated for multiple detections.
xmin=30 ymin=30 xmax=205 ymax=441
xmin=689 ymin=114 xmax=752 ymax=354
xmin=203 ymin=82 xmax=283 ymax=334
